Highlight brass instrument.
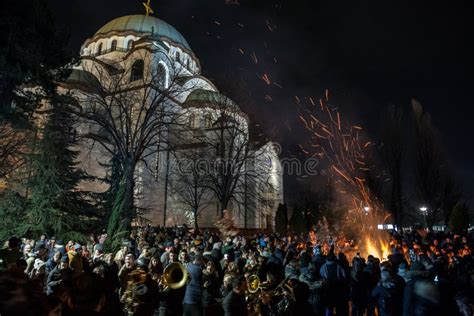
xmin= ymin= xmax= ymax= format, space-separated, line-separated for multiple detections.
xmin=160 ymin=262 xmax=188 ymax=290
xmin=122 ymin=268 xmax=149 ymax=314
xmin=247 ymin=274 xmax=263 ymax=293
xmin=246 ymin=275 xmax=295 ymax=315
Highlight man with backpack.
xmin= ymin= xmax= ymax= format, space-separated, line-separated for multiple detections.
xmin=319 ymin=252 xmax=348 ymax=316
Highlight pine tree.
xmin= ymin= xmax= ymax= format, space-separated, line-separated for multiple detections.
xmin=0 ymin=189 xmax=28 ymax=241
xmin=275 ymin=203 xmax=288 ymax=234
xmin=289 ymin=207 xmax=307 ymax=233
xmin=25 ymin=100 xmax=91 ymax=240
xmin=98 ymin=152 xmax=123 ymax=225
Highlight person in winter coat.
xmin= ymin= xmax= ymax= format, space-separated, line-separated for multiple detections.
xmin=319 ymin=253 xmax=347 ymax=316
xmin=222 ymin=275 xmax=248 ymax=316
xmin=364 ymin=255 xmax=380 ymax=316
xmin=372 ymin=270 xmax=398 ymax=316
xmin=67 ymin=244 xmax=83 ymax=278
xmin=45 ymin=251 xmax=62 ymax=275
xmin=397 ymin=263 xmax=410 ymax=283
xmin=220 ymin=274 xmax=233 ymax=298
xmin=183 ymin=254 xmax=204 ymax=316
xmin=299 ymin=262 xmax=325 ymax=315
xmin=351 ymin=257 xmax=369 ymax=316
xmin=402 ymin=261 xmax=441 ymax=316
xmin=202 ymin=260 xmax=223 ymax=316
xmin=46 ymin=256 xmax=72 ymax=296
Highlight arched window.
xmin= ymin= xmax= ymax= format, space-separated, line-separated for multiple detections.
xmin=176 ymin=51 xmax=180 ymax=62
xmin=127 ymin=40 xmax=133 ymax=50
xmin=189 ymin=114 xmax=196 ymax=128
xmin=97 ymin=43 xmax=103 ymax=55
xmin=204 ymin=114 xmax=212 ymax=128
xmin=111 ymin=40 xmax=117 ymax=51
xmin=186 ymin=59 xmax=190 ymax=69
xmin=130 ymin=59 xmax=144 ymax=82
xmin=157 ymin=63 xmax=167 ymax=89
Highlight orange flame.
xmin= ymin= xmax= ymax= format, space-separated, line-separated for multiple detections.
xmin=365 ymin=237 xmax=390 ymax=261
xmin=309 ymin=231 xmax=317 ymax=246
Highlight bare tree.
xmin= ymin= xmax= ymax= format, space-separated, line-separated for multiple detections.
xmin=181 ymin=90 xmax=277 ymax=228
xmin=379 ymin=104 xmax=404 ymax=227
xmin=412 ymin=99 xmax=461 ymax=226
xmin=65 ymin=50 xmax=192 ymax=240
xmin=168 ymin=145 xmax=213 ymax=229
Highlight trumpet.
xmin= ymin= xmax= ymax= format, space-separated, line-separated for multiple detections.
xmin=160 ymin=262 xmax=188 ymax=290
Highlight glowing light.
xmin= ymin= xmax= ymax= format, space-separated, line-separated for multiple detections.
xmin=366 ymin=237 xmax=390 ymax=261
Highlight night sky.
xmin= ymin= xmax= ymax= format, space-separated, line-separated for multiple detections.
xmin=49 ymin=0 xmax=474 ymax=206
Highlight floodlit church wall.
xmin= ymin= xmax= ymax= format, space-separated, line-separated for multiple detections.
xmin=63 ymin=17 xmax=284 ymax=229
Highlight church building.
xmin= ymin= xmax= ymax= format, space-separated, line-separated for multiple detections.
xmin=60 ymin=13 xmax=283 ymax=229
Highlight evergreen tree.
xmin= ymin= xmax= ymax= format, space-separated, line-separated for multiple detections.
xmin=0 ymin=189 xmax=28 ymax=241
xmin=106 ymin=178 xmax=129 ymax=252
xmin=289 ymin=207 xmax=307 ymax=233
xmin=0 ymin=0 xmax=73 ymax=180
xmin=98 ymin=152 xmax=123 ymax=225
xmin=25 ymin=100 xmax=91 ymax=240
xmin=275 ymin=203 xmax=288 ymax=234
xmin=0 ymin=0 xmax=72 ymax=119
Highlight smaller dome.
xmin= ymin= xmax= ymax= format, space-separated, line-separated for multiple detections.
xmin=95 ymin=15 xmax=191 ymax=51
xmin=185 ymin=89 xmax=237 ymax=107
xmin=64 ymin=69 xmax=101 ymax=90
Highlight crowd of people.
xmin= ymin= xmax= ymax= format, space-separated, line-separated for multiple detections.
xmin=0 ymin=225 xmax=473 ymax=316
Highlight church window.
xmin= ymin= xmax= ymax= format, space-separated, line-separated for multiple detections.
xmin=204 ymin=114 xmax=212 ymax=128
xmin=127 ymin=40 xmax=133 ymax=50
xmin=176 ymin=51 xmax=181 ymax=62
xmin=130 ymin=59 xmax=144 ymax=82
xmin=111 ymin=40 xmax=117 ymax=51
xmin=189 ymin=114 xmax=196 ymax=128
xmin=97 ymin=43 xmax=103 ymax=55
xmin=157 ymin=63 xmax=167 ymax=89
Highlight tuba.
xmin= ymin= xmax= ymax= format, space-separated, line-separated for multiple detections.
xmin=161 ymin=262 xmax=188 ymax=290
xmin=247 ymin=274 xmax=262 ymax=293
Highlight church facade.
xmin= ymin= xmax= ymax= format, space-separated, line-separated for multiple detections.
xmin=60 ymin=14 xmax=283 ymax=229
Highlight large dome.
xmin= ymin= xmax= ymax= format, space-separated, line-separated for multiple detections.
xmin=95 ymin=15 xmax=191 ymax=50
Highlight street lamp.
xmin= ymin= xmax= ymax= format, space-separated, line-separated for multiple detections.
xmin=364 ymin=206 xmax=370 ymax=216
xmin=419 ymin=206 xmax=428 ymax=229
